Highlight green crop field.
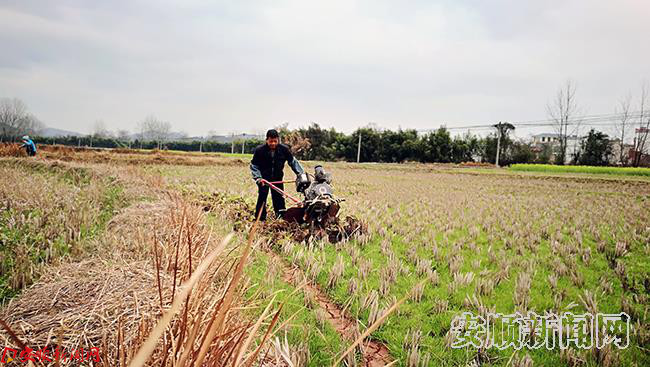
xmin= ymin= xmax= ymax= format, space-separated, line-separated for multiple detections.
xmin=510 ymin=164 xmax=650 ymax=177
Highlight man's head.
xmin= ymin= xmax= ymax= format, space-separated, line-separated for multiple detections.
xmin=22 ymin=135 xmax=29 ymax=142
xmin=266 ymin=129 xmax=279 ymax=150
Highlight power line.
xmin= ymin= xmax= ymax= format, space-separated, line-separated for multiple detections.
xmin=417 ymin=111 xmax=647 ymax=131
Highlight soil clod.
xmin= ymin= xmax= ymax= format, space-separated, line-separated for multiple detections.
xmin=198 ymin=191 xmax=369 ymax=243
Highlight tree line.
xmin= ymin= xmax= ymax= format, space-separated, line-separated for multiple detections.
xmin=19 ymin=120 xmax=591 ymax=165
xmin=3 ymin=115 xmax=618 ymax=167
xmin=29 ymin=135 xmax=265 ymax=155
xmin=277 ymin=123 xmax=616 ymax=166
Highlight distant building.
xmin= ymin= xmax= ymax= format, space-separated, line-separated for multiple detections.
xmin=608 ymin=139 xmax=635 ymax=165
xmin=531 ymin=133 xmax=562 ymax=144
xmin=530 ymin=133 xmax=582 ymax=164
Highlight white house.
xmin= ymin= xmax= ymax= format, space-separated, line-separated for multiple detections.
xmin=530 ymin=133 xmax=582 ymax=164
xmin=531 ymin=133 xmax=561 ymax=144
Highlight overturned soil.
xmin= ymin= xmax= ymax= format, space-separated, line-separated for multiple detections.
xmin=198 ymin=191 xmax=369 ymax=243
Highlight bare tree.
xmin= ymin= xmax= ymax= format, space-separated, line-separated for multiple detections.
xmin=154 ymin=121 xmax=171 ymax=149
xmin=0 ymin=98 xmax=42 ymax=141
xmin=613 ymin=94 xmax=632 ymax=165
xmin=92 ymin=120 xmax=110 ymax=138
xmin=632 ymin=82 xmax=649 ymax=167
xmin=547 ymin=80 xmax=580 ymax=165
xmin=138 ymin=115 xmax=171 ymax=149
xmin=136 ymin=118 xmax=149 ymax=148
xmin=137 ymin=115 xmax=156 ymax=141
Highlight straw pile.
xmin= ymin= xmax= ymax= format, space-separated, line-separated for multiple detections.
xmin=0 ymin=194 xmax=283 ymax=366
xmin=0 ymin=259 xmax=172 ymax=361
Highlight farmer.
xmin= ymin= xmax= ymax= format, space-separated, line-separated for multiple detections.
xmin=250 ymin=129 xmax=304 ymax=221
xmin=20 ymin=135 xmax=37 ymax=156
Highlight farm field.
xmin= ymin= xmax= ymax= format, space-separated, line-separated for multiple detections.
xmin=0 ymin=146 xmax=649 ymax=366
xmin=510 ymin=164 xmax=650 ymax=177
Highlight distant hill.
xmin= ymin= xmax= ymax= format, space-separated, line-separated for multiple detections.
xmin=39 ymin=127 xmax=82 ymax=137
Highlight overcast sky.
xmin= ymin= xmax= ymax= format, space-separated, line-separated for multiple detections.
xmin=1 ymin=0 xmax=648 ymax=137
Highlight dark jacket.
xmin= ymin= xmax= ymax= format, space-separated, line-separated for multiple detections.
xmin=250 ymin=143 xmax=304 ymax=181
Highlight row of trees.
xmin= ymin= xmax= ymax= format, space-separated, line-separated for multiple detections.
xmin=31 ymin=134 xmax=264 ymax=154
xmin=91 ymin=116 xmax=173 ymax=149
xmin=25 ymin=120 xmax=615 ymax=166
xmin=276 ymin=123 xmax=616 ymax=166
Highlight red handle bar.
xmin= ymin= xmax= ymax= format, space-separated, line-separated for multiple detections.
xmin=259 ymin=179 xmax=301 ymax=204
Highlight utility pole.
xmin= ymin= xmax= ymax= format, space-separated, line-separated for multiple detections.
xmin=241 ymin=134 xmax=246 ymax=154
xmin=199 ymin=139 xmax=203 ymax=153
xmin=231 ymin=133 xmax=235 ymax=154
xmin=495 ymin=123 xmax=502 ymax=167
xmin=356 ymin=132 xmax=362 ymax=163
xmin=493 ymin=122 xmax=514 ymax=168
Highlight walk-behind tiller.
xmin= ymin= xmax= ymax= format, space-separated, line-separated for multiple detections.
xmin=259 ymin=165 xmax=343 ymax=233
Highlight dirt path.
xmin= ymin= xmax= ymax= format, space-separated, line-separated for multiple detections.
xmin=266 ymin=251 xmax=394 ymax=367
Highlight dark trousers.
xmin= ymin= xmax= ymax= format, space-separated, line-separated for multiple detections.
xmin=255 ymin=182 xmax=285 ymax=221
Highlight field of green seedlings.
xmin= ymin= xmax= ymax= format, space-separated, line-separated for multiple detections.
xmin=158 ymin=161 xmax=650 ymax=366
xmin=510 ymin=164 xmax=650 ymax=177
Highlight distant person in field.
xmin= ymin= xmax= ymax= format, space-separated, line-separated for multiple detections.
xmin=20 ymin=135 xmax=37 ymax=156
xmin=250 ymin=129 xmax=304 ymax=221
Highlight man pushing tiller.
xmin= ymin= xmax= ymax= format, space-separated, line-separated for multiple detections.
xmin=250 ymin=129 xmax=304 ymax=221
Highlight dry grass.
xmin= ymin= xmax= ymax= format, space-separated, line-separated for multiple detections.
xmin=35 ymin=144 xmax=247 ymax=167
xmin=0 ymin=182 xmax=282 ymax=366
xmin=0 ymin=143 xmax=27 ymax=157
xmin=0 ymin=159 xmax=122 ymax=297
xmin=1 ymin=259 xmax=171 ymax=359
